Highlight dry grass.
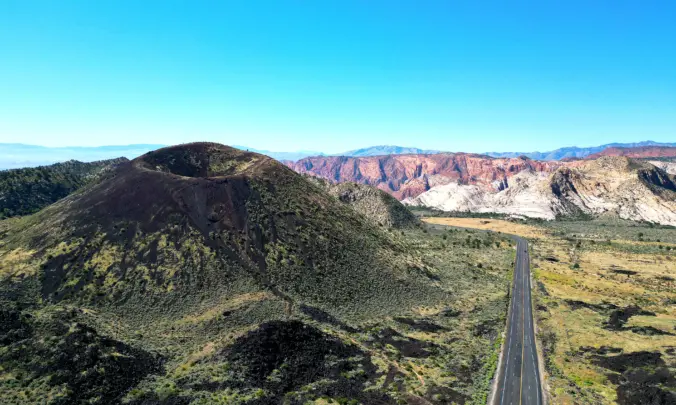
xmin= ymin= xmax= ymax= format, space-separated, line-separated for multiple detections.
xmin=176 ymin=292 xmax=275 ymax=325
xmin=0 ymin=247 xmax=38 ymax=280
xmin=422 ymin=217 xmax=546 ymax=239
xmin=530 ymin=229 xmax=675 ymax=404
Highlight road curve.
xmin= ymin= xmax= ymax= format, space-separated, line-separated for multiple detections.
xmin=493 ymin=236 xmax=543 ymax=405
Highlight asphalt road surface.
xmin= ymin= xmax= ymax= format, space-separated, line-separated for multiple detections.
xmin=493 ymin=236 xmax=543 ymax=405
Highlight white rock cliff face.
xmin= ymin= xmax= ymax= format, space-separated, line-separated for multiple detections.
xmin=649 ymin=160 xmax=676 ymax=175
xmin=405 ymin=157 xmax=676 ymax=226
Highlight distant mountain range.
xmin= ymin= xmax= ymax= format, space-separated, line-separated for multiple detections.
xmin=0 ymin=143 xmax=326 ymax=170
xmin=3 ymin=140 xmax=676 ymax=170
xmin=484 ymin=141 xmax=676 ymax=160
xmin=231 ymin=145 xmax=325 ymax=162
xmin=0 ymin=143 xmax=164 ymax=169
xmin=338 ymin=145 xmax=441 ymax=157
xmin=585 ymin=145 xmax=676 ymax=160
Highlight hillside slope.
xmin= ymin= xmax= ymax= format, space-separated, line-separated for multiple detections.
xmin=407 ymin=157 xmax=676 ymax=225
xmin=0 ymin=143 xmax=513 ymax=405
xmin=308 ymin=177 xmax=420 ymax=228
xmin=0 ymin=158 xmax=127 ymax=218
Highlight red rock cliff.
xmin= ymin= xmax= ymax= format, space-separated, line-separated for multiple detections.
xmin=286 ymin=153 xmax=562 ymax=199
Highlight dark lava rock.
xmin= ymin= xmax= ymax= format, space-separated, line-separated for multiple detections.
xmin=394 ymin=317 xmax=448 ymax=333
xmin=605 ymin=306 xmax=656 ymax=330
xmin=0 ymin=311 xmax=163 ymax=405
xmin=218 ymin=320 xmax=375 ymax=394
xmin=373 ymin=327 xmax=434 ymax=358
xmin=590 ymin=351 xmax=676 ymax=405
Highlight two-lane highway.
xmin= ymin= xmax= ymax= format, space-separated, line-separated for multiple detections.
xmin=493 ymin=236 xmax=543 ymax=405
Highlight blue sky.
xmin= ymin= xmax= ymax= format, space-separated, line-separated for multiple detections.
xmin=1 ymin=1 xmax=674 ymax=153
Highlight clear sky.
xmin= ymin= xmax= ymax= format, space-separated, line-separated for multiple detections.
xmin=1 ymin=1 xmax=674 ymax=153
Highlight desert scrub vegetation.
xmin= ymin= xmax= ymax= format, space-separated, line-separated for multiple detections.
xmin=536 ymin=217 xmax=676 ymax=245
xmin=0 ymin=144 xmax=517 ymax=404
xmin=1 ymin=223 xmax=514 ymax=404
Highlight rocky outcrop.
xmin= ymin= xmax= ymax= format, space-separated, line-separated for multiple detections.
xmin=287 ymin=154 xmax=562 ymax=199
xmin=404 ymin=170 xmax=573 ymax=220
xmin=406 ymin=157 xmax=676 ymax=225
xmin=648 ymin=160 xmax=676 ymax=175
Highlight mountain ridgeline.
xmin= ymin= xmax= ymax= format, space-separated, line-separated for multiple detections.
xmin=484 ymin=140 xmax=676 ymax=160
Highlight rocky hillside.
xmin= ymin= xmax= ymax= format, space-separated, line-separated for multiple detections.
xmin=287 ymin=153 xmax=561 ymax=199
xmin=0 ymin=158 xmax=127 ymax=219
xmin=649 ymin=160 xmax=676 ymax=175
xmin=0 ymin=143 xmax=513 ymax=404
xmin=406 ymin=157 xmax=676 ymax=225
xmin=308 ymin=177 xmax=420 ymax=228
xmin=586 ymin=146 xmax=676 ymax=159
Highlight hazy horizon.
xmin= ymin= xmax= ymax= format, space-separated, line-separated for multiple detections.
xmin=2 ymin=139 xmax=676 ymax=155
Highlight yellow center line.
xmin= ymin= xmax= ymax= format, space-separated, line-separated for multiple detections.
xmin=519 ymin=241 xmax=526 ymax=404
